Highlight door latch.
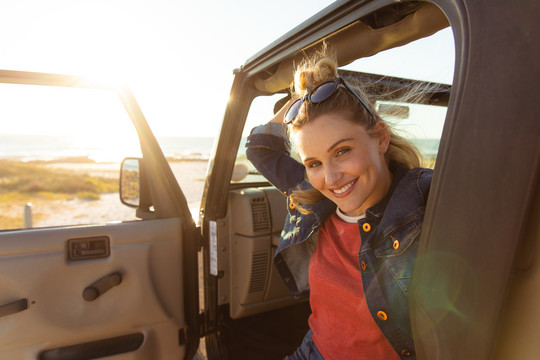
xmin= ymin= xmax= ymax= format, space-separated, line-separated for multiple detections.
xmin=67 ymin=236 xmax=110 ymax=261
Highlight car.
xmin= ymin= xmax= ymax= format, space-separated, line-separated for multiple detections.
xmin=1 ymin=0 xmax=538 ymax=359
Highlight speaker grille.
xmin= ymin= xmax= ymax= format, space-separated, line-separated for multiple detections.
xmin=249 ymin=252 xmax=269 ymax=294
xmin=251 ymin=197 xmax=271 ymax=233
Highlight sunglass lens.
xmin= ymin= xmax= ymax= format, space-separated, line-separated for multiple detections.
xmin=310 ymin=81 xmax=338 ymax=103
xmin=284 ymin=98 xmax=303 ymax=123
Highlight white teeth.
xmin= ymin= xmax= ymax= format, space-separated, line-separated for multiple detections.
xmin=333 ymin=181 xmax=354 ymax=194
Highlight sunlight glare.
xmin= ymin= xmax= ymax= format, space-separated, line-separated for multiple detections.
xmin=0 ymin=82 xmax=141 ymax=163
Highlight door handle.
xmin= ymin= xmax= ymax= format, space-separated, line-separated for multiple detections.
xmin=83 ymin=272 xmax=123 ymax=301
xmin=0 ymin=298 xmax=28 ymax=318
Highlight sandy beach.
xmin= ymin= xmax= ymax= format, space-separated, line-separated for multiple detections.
xmin=1 ymin=160 xmax=209 ymax=229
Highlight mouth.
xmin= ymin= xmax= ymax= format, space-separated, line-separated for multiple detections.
xmin=331 ymin=179 xmax=357 ymax=197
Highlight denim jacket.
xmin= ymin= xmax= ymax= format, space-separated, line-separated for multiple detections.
xmin=246 ymin=123 xmax=432 ymax=360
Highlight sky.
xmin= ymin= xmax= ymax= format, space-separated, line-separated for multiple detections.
xmin=0 ymin=0 xmax=454 ymax=138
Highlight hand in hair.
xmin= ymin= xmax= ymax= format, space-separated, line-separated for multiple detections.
xmin=270 ymin=96 xmax=299 ymax=124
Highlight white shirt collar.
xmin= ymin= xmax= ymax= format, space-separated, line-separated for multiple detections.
xmin=336 ymin=207 xmax=366 ymax=223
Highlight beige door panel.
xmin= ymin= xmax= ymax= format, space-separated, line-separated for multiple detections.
xmin=0 ymin=218 xmax=185 ymax=360
xmin=218 ymin=187 xmax=300 ymax=319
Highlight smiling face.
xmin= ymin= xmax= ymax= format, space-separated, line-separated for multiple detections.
xmin=291 ymin=113 xmax=392 ymax=217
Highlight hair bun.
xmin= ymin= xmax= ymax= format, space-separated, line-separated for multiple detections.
xmin=293 ymin=45 xmax=338 ymax=95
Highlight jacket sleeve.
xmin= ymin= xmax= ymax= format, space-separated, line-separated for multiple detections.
xmin=245 ymin=123 xmax=306 ymax=194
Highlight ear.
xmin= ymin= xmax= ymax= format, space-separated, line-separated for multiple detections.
xmin=374 ymin=121 xmax=390 ymax=154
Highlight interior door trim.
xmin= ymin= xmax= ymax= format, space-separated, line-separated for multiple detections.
xmin=38 ymin=333 xmax=144 ymax=360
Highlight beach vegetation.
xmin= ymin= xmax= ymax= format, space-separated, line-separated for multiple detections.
xmin=0 ymin=159 xmax=119 ymax=229
xmin=75 ymin=191 xmax=101 ymax=200
xmin=0 ymin=191 xmax=71 ymax=203
xmin=0 ymin=214 xmax=24 ymax=229
xmin=0 ymin=159 xmax=118 ymax=198
xmin=0 ymin=208 xmax=45 ymax=229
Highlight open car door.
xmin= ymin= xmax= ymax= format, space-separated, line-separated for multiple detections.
xmin=196 ymin=0 xmax=539 ymax=359
xmin=0 ymin=71 xmax=200 ymax=360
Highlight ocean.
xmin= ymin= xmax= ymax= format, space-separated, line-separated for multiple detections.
xmin=0 ymin=134 xmax=217 ymax=162
xmin=0 ymin=134 xmax=440 ymax=163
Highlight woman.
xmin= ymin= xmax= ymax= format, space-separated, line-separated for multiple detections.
xmin=246 ymin=49 xmax=432 ymax=360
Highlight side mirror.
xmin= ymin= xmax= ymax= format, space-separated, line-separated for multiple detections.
xmin=120 ymin=158 xmax=154 ymax=217
xmin=377 ymin=103 xmax=410 ymax=119
xmin=120 ymin=158 xmax=141 ymax=207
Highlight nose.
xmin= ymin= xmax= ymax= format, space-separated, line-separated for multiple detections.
xmin=324 ymin=162 xmax=342 ymax=186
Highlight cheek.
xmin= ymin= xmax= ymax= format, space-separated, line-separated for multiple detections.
xmin=341 ymin=153 xmax=381 ymax=182
xmin=358 ymin=144 xmax=385 ymax=171
xmin=305 ymin=169 xmax=325 ymax=191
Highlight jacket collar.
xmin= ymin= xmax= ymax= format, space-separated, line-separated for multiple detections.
xmin=366 ymin=162 xmax=408 ymax=219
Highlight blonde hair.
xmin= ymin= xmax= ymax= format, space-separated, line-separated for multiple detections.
xmin=288 ymin=46 xmax=423 ymax=214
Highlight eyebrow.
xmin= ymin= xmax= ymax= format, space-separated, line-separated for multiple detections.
xmin=302 ymin=138 xmax=354 ymax=164
xmin=327 ymin=138 xmax=354 ymax=153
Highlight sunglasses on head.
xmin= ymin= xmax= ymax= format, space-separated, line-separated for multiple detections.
xmin=283 ymin=77 xmax=376 ymax=125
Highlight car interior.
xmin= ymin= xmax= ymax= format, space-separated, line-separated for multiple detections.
xmin=198 ymin=0 xmax=539 ymax=359
xmin=199 ymin=1 xmax=453 ymax=359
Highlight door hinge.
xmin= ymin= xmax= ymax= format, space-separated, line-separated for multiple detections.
xmin=198 ymin=310 xmax=217 ymax=338
xmin=198 ymin=311 xmax=208 ymax=337
xmin=178 ymin=326 xmax=190 ymax=346
xmin=179 ymin=312 xmax=215 ymax=346
xmin=196 ymin=225 xmax=205 ymax=251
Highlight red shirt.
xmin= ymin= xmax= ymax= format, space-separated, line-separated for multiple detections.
xmin=308 ymin=212 xmax=399 ymax=360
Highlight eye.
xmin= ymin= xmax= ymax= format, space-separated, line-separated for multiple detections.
xmin=307 ymin=160 xmax=322 ymax=168
xmin=336 ymin=147 xmax=350 ymax=156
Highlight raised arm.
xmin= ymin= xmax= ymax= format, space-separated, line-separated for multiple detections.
xmin=245 ymin=97 xmax=307 ymax=195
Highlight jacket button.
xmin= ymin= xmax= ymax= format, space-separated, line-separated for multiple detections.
xmin=377 ymin=311 xmax=387 ymax=321
xmin=361 ymin=261 xmax=367 ymax=271
xmin=401 ymin=349 xmax=414 ymax=357
xmin=362 ymin=223 xmax=371 ymax=232
xmin=392 ymin=238 xmax=400 ymax=250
